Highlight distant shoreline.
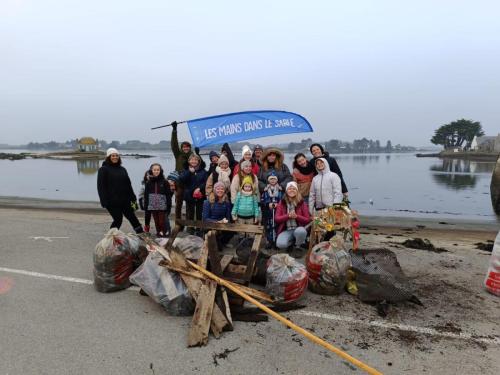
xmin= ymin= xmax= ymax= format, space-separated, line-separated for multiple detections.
xmin=1 ymin=195 xmax=497 ymax=231
xmin=416 ymin=151 xmax=499 ymax=162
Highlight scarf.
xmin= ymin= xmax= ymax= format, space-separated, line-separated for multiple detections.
xmin=216 ymin=166 xmax=231 ymax=190
xmin=293 ymin=160 xmax=315 ymax=175
xmin=286 ymin=201 xmax=297 ymax=230
xmin=264 ymin=183 xmax=281 ymax=200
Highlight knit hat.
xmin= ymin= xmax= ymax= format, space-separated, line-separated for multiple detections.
xmin=240 ymin=160 xmax=252 ymax=169
xmin=214 ymin=181 xmax=226 ymax=191
xmin=218 ymin=154 xmax=229 ymax=166
xmin=209 ymin=150 xmax=220 ymax=160
xmin=253 ymin=144 xmax=263 ymax=151
xmin=241 ymin=175 xmax=254 ymax=189
xmin=242 ymin=145 xmax=252 ymax=157
xmin=286 ymin=181 xmax=298 ymax=191
xmin=106 ymin=147 xmax=119 ymax=157
xmin=167 ymin=170 xmax=180 ymax=182
xmin=267 ymin=171 xmax=278 ymax=182
xmin=309 ymin=143 xmax=324 ymax=154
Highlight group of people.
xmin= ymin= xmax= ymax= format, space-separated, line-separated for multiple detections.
xmin=97 ymin=122 xmax=348 ymax=257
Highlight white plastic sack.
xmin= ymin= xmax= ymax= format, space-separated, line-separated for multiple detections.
xmin=266 ymin=254 xmax=308 ymax=303
xmin=129 ymin=251 xmax=195 ymax=316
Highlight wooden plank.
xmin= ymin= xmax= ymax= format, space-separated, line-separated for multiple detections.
xmin=178 ymin=219 xmax=264 ymax=234
xmin=206 ymin=231 xmax=222 ymax=276
xmin=165 ymin=224 xmax=182 ymax=250
xmin=243 ymin=233 xmax=263 ymax=281
xmin=220 ymin=255 xmax=234 ymax=272
xmin=220 ymin=287 xmax=233 ymax=328
xmin=187 ymin=280 xmax=217 ymax=347
xmin=197 ymin=235 xmax=209 ymax=269
xmin=226 ymin=264 xmax=247 ymax=274
xmin=164 ymin=264 xmax=273 ymax=303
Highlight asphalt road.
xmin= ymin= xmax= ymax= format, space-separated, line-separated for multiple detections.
xmin=0 ymin=208 xmax=499 ymax=375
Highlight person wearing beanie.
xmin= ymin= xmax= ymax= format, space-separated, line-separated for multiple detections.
xmin=274 ymin=181 xmax=311 ymax=258
xmin=232 ymin=144 xmax=260 ymax=176
xmin=309 ymin=143 xmax=348 ymax=197
xmin=97 ymin=148 xmax=143 ymax=233
xmin=231 ymin=175 xmax=261 ymax=225
xmin=205 ymin=154 xmax=232 ymax=198
xmin=207 ymin=150 xmax=220 ymax=175
xmin=252 ymin=144 xmax=264 ymax=167
xmin=179 ymin=153 xmax=208 ymax=235
xmin=230 ymin=159 xmax=259 ymax=204
xmin=220 ymin=142 xmax=238 ymax=170
xmin=261 ymin=171 xmax=284 ymax=249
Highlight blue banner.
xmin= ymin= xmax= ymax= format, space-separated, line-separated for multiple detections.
xmin=186 ymin=110 xmax=313 ymax=147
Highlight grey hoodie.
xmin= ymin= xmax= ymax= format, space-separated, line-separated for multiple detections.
xmin=309 ymin=157 xmax=343 ymax=214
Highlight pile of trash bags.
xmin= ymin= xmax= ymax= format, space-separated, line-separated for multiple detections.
xmin=93 ymin=229 xmax=148 ymax=293
xmin=265 ymin=254 xmax=308 ymax=303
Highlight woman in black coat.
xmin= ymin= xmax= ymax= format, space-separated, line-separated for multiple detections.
xmin=97 ymin=148 xmax=143 ymax=233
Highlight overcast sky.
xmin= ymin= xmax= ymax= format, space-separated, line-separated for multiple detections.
xmin=1 ymin=0 xmax=499 ymax=146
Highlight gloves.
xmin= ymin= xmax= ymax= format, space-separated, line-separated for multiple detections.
xmin=131 ymin=201 xmax=138 ymax=211
xmin=171 ymin=121 xmax=178 ymax=130
xmin=194 ymin=147 xmax=200 ymax=155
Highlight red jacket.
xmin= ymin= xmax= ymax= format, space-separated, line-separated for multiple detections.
xmin=274 ymin=199 xmax=311 ymax=235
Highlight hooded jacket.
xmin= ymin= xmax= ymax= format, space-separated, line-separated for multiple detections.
xmin=257 ymin=148 xmax=293 ymax=193
xmin=309 ymin=157 xmax=343 ymax=214
xmin=311 ymin=151 xmax=348 ymax=194
xmin=97 ymin=160 xmax=136 ymax=208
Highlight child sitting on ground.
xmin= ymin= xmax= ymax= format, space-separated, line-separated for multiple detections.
xmin=261 ymin=172 xmax=283 ymax=249
xmin=231 ymin=176 xmax=261 ymax=225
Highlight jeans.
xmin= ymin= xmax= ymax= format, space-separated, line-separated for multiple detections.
xmin=276 ymin=227 xmax=307 ymax=249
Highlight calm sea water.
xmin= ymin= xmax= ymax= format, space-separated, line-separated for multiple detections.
xmin=0 ymin=150 xmax=497 ymax=221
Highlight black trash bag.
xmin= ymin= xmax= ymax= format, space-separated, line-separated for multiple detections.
xmin=93 ymin=229 xmax=148 ymax=293
xmin=351 ymin=248 xmax=420 ymax=304
xmin=129 ymin=251 xmax=195 ymax=316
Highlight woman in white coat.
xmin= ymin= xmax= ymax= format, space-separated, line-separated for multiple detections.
xmin=308 ymin=157 xmax=343 ymax=215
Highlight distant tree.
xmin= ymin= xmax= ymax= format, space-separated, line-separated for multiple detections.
xmin=431 ymin=119 xmax=484 ymax=149
xmin=385 ymin=140 xmax=392 ymax=152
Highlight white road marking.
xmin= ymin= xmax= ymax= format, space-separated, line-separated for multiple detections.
xmin=1 ymin=266 xmax=498 ymax=346
xmin=30 ymin=236 xmax=70 ymax=242
xmin=0 ymin=267 xmax=139 ymax=291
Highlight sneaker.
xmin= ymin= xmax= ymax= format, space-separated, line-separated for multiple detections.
xmin=143 ymin=225 xmax=150 ymax=233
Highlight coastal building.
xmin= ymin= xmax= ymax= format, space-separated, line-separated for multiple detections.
xmin=77 ymin=137 xmax=98 ymax=152
xmin=471 ymin=134 xmax=500 ymax=152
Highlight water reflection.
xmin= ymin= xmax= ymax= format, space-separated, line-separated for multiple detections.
xmin=351 ymin=155 xmax=380 ymax=165
xmin=77 ymin=159 xmax=100 ymax=175
xmin=430 ymin=159 xmax=495 ymax=190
